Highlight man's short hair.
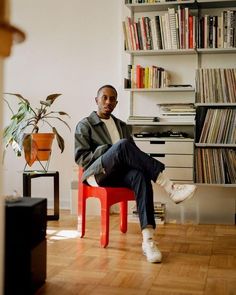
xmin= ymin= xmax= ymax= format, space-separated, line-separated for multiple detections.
xmin=97 ymin=85 xmax=118 ymax=97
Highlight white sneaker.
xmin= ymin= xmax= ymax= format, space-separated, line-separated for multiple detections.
xmin=142 ymin=241 xmax=162 ymax=263
xmin=169 ymin=184 xmax=197 ymax=204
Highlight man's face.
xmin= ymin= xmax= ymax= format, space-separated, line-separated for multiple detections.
xmin=95 ymin=87 xmax=118 ymax=119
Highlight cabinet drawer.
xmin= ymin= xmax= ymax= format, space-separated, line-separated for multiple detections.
xmin=135 ymin=140 xmax=193 ymax=154
xmin=153 ymin=154 xmax=193 ymax=167
xmin=164 ymin=167 xmax=193 ymax=181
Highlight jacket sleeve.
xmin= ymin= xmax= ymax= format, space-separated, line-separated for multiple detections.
xmin=74 ymin=121 xmax=111 ymax=168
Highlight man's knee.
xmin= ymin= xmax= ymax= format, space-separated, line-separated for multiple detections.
xmin=117 ymin=138 xmax=133 ymax=150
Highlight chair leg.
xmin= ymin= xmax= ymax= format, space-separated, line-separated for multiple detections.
xmin=120 ymin=201 xmax=128 ymax=233
xmin=100 ymin=204 xmax=110 ymax=248
xmin=78 ymin=195 xmax=86 ymax=238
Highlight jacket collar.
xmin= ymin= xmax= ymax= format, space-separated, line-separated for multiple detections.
xmin=88 ymin=111 xmax=101 ymax=125
xmin=88 ymin=111 xmax=126 ymax=126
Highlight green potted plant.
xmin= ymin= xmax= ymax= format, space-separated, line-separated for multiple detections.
xmin=3 ymin=92 xmax=70 ymax=170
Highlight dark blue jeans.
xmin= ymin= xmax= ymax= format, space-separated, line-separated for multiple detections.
xmin=95 ymin=139 xmax=165 ymax=229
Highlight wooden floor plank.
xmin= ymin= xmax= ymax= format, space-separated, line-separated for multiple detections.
xmin=35 ymin=211 xmax=236 ymax=295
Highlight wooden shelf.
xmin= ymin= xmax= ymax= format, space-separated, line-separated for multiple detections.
xmin=134 ymin=137 xmax=194 ymax=142
xmin=125 ymin=48 xmax=236 ymax=56
xmin=196 ymin=0 xmax=236 ymax=8
xmin=195 ymin=103 xmax=236 ymax=106
xmin=195 ymin=183 xmax=236 ymax=187
xmin=126 ymin=0 xmax=236 ymax=12
xmin=125 ymin=49 xmax=197 ymax=56
xmin=197 ymin=48 xmax=236 ymax=54
xmin=127 ymin=121 xmax=195 ymax=126
xmin=125 ymin=87 xmax=195 ymax=92
xmin=195 ymin=143 xmax=236 ymax=148
xmin=125 ymin=0 xmax=195 ymax=12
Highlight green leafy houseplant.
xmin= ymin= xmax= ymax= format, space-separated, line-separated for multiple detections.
xmin=3 ymin=93 xmax=70 ymax=169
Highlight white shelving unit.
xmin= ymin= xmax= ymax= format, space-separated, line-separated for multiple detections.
xmin=123 ymin=0 xmax=236 ymax=224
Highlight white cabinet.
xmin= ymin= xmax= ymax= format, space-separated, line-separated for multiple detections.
xmin=135 ymin=138 xmax=194 ymax=181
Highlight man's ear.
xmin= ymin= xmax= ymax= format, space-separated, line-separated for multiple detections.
xmin=95 ymin=97 xmax=98 ymax=104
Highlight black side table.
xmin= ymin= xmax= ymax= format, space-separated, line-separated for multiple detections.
xmin=23 ymin=171 xmax=59 ymax=220
xmin=5 ymin=197 xmax=47 ymax=295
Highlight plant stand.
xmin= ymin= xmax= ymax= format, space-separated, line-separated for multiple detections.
xmin=22 ymin=171 xmax=59 ymax=220
xmin=23 ymin=155 xmax=52 ymax=172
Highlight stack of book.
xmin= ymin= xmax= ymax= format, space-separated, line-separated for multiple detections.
xmin=127 ymin=115 xmax=159 ymax=124
xmin=157 ymin=103 xmax=196 ymax=123
xmin=128 ymin=202 xmax=166 ymax=224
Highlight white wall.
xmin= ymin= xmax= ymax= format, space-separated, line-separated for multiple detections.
xmin=3 ymin=1 xmax=236 ymax=223
xmin=3 ymin=0 xmax=123 ymax=209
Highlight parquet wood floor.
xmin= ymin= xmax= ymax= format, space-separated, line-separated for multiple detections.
xmin=35 ymin=211 xmax=236 ymax=295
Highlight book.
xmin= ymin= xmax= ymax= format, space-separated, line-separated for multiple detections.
xmin=168 ymin=8 xmax=178 ymax=49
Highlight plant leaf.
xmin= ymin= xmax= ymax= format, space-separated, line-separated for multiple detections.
xmin=46 ymin=94 xmax=62 ymax=106
xmin=23 ymin=134 xmax=38 ymax=166
xmin=58 ymin=111 xmax=70 ymax=116
xmin=40 ymin=100 xmax=51 ymax=106
xmin=44 ymin=116 xmax=71 ymax=131
xmin=4 ymin=92 xmax=30 ymax=104
xmin=52 ymin=127 xmax=64 ymax=153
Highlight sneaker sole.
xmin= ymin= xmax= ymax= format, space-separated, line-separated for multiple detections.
xmin=143 ymin=250 xmax=162 ymax=263
xmin=174 ymin=186 xmax=197 ymax=204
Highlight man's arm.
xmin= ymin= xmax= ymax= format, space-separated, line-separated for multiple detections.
xmin=74 ymin=121 xmax=111 ymax=168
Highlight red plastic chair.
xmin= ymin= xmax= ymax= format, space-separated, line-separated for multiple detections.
xmin=77 ymin=167 xmax=135 ymax=248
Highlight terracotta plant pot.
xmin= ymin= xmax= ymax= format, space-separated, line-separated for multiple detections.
xmin=23 ymin=133 xmax=55 ymax=167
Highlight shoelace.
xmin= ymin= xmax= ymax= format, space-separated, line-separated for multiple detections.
xmin=172 ymin=184 xmax=186 ymax=191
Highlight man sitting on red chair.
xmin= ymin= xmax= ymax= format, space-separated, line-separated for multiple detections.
xmin=74 ymin=84 xmax=196 ymax=263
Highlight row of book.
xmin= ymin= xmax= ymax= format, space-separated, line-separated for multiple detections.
xmin=198 ymin=11 xmax=236 ymax=49
xmin=198 ymin=109 xmax=236 ymax=144
xmin=128 ymin=202 xmax=166 ymax=224
xmin=195 ymin=148 xmax=236 ymax=184
xmin=125 ymin=64 xmax=170 ymax=88
xmin=123 ymin=9 xmax=236 ymax=51
xmin=195 ymin=68 xmax=236 ymax=103
xmin=123 ymin=7 xmax=195 ymax=50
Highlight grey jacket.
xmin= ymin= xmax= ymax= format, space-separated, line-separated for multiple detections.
xmin=75 ymin=111 xmax=133 ymax=181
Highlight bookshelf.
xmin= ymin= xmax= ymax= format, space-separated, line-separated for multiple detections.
xmin=123 ymin=0 xmax=236 ymax=188
xmin=123 ymin=0 xmax=199 ymax=184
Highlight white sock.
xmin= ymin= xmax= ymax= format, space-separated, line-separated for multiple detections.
xmin=142 ymin=227 xmax=154 ymax=243
xmin=156 ymin=172 xmax=173 ymax=194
